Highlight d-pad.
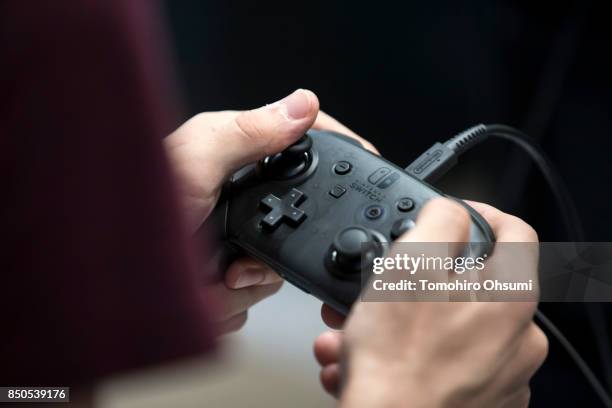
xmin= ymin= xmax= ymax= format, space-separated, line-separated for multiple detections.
xmin=259 ymin=188 xmax=307 ymax=231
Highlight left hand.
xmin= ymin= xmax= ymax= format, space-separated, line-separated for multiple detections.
xmin=164 ymin=89 xmax=378 ymax=334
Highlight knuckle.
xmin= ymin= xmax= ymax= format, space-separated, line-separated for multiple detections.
xmin=522 ymin=223 xmax=539 ymax=243
xmin=532 ymin=324 xmax=549 ymax=364
xmin=434 ymin=199 xmax=471 ymax=236
xmin=508 ymin=214 xmax=539 ymax=242
xmin=235 ymin=110 xmax=267 ymax=145
xmin=422 ymin=198 xmax=466 ymax=221
xmin=442 ymin=199 xmax=470 ymax=221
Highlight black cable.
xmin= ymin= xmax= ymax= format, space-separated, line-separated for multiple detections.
xmin=536 ymin=309 xmax=612 ymax=408
xmin=483 ymin=124 xmax=584 ymax=242
xmin=405 ymin=124 xmax=611 ymax=406
xmin=587 ymin=303 xmax=612 ymax=395
xmin=406 ymin=123 xmax=584 ymax=241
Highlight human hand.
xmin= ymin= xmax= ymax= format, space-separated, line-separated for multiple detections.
xmin=314 ymin=198 xmax=548 ymax=407
xmin=164 ymin=89 xmax=377 ymax=334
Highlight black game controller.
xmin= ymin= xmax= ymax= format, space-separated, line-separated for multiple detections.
xmin=212 ymin=130 xmax=495 ymax=314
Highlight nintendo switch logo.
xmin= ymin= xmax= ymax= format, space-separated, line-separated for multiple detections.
xmin=367 ymin=167 xmax=399 ymax=189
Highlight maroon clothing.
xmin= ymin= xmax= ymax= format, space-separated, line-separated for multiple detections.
xmin=1 ymin=0 xmax=215 ymax=385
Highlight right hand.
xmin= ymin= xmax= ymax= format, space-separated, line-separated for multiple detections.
xmin=316 ymin=198 xmax=548 ymax=407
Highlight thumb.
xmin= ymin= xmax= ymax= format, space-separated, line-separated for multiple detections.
xmin=215 ymin=89 xmax=319 ymax=177
xmin=398 ymin=197 xmax=471 ymax=244
xmin=384 ymin=198 xmax=471 ymax=301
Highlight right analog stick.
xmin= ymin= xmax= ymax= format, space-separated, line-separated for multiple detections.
xmin=329 ymin=226 xmax=379 ymax=275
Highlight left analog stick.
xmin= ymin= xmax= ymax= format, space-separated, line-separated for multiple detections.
xmin=262 ymin=134 xmax=313 ymax=179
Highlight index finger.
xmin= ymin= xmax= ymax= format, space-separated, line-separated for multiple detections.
xmin=464 ymin=201 xmax=539 ymax=302
xmin=313 ymin=111 xmax=380 ymax=154
xmin=464 ymin=200 xmax=539 ymax=243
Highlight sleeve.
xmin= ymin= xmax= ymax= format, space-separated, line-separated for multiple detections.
xmin=0 ymin=0 xmax=216 ymax=386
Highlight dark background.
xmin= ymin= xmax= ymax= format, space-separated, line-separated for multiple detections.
xmin=162 ymin=1 xmax=612 ymax=406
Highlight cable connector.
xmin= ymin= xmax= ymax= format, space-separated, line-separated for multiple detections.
xmin=404 ymin=142 xmax=458 ymax=183
xmin=405 ymin=124 xmax=489 ymax=183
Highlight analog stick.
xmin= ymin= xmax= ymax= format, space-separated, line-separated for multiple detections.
xmin=262 ymin=134 xmax=313 ymax=178
xmin=329 ymin=226 xmax=379 ymax=275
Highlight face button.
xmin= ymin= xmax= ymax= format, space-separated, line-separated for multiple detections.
xmin=396 ymin=197 xmax=415 ymax=212
xmin=368 ymin=167 xmax=391 ymax=184
xmin=390 ymin=218 xmax=416 ymax=239
xmin=377 ymin=172 xmax=400 ymax=189
xmin=333 ymin=161 xmax=352 ymax=175
xmin=329 ymin=184 xmax=347 ymax=198
xmin=364 ymin=204 xmax=384 ymax=220
xmin=259 ymin=188 xmax=307 ymax=231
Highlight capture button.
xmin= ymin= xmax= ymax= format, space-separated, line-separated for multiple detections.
xmin=364 ymin=204 xmax=384 ymax=220
xmin=329 ymin=184 xmax=347 ymax=198
xmin=333 ymin=161 xmax=352 ymax=175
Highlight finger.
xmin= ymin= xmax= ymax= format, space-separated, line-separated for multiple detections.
xmin=225 ymin=257 xmax=283 ymax=289
xmin=460 ymin=201 xmax=539 ymax=301
xmin=314 ymin=331 xmax=343 ymax=366
xmin=463 ymin=200 xmax=538 ymax=243
xmin=378 ymin=198 xmax=471 ymax=301
xmin=321 ymin=304 xmax=347 ymax=329
xmin=313 ymin=111 xmax=379 ymax=154
xmin=398 ymin=197 xmax=471 ymax=244
xmin=497 ymin=323 xmax=548 ymax=393
xmin=207 ymin=281 xmax=283 ymax=320
xmin=320 ymin=363 xmax=341 ymax=398
xmin=216 ymin=311 xmax=249 ymax=335
xmin=215 ymin=89 xmax=319 ymax=178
